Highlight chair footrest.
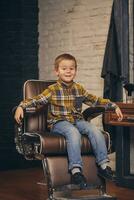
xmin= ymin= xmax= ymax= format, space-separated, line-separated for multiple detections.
xmin=56 ymin=183 xmax=101 ymax=191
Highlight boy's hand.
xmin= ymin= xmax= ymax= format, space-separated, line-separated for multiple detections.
xmin=14 ymin=106 xmax=24 ymax=124
xmin=115 ymin=107 xmax=123 ymax=121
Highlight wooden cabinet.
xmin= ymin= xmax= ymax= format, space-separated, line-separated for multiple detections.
xmin=104 ymin=103 xmax=134 ymax=127
xmin=104 ymin=103 xmax=134 ymax=188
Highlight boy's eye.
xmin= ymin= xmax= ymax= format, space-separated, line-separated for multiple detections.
xmin=61 ymin=67 xmax=75 ymax=70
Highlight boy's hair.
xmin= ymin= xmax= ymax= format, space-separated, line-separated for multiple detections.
xmin=54 ymin=53 xmax=77 ymax=70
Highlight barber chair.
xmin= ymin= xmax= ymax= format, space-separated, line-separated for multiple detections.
xmin=14 ymin=80 xmax=116 ymax=200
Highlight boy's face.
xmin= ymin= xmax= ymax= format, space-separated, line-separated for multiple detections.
xmin=55 ymin=59 xmax=77 ymax=83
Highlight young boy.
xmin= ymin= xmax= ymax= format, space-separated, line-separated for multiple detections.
xmin=15 ymin=53 xmax=123 ymax=188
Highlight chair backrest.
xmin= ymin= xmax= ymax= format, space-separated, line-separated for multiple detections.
xmin=23 ymin=80 xmax=56 ymax=132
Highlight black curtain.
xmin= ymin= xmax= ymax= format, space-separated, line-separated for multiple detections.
xmin=101 ymin=0 xmax=129 ymax=150
xmin=101 ymin=0 xmax=129 ymax=102
xmin=0 ymin=0 xmax=39 ymax=170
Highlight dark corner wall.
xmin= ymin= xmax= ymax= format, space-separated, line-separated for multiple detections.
xmin=0 ymin=0 xmax=39 ymax=170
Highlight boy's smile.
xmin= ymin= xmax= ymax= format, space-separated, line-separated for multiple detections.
xmin=55 ymin=59 xmax=77 ymax=83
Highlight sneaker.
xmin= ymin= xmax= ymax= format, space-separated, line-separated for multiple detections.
xmin=98 ymin=166 xmax=115 ymax=181
xmin=71 ymin=172 xmax=87 ymax=189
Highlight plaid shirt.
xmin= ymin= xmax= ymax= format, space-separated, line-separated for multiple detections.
xmin=20 ymin=79 xmax=114 ymax=129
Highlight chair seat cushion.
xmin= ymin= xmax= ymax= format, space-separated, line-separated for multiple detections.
xmin=41 ymin=132 xmax=110 ymax=155
xmin=22 ymin=131 xmax=110 ymax=157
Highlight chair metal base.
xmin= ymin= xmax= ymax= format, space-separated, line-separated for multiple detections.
xmin=48 ymin=190 xmax=117 ymax=200
xmin=48 ymin=194 xmax=117 ymax=200
xmin=53 ymin=198 xmax=116 ymax=200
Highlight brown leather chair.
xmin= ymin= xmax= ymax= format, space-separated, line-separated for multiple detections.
xmin=14 ymin=80 xmax=116 ymax=200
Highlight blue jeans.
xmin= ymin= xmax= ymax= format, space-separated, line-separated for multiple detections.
xmin=51 ymin=120 xmax=109 ymax=170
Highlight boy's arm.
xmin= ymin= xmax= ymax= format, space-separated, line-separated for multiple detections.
xmin=15 ymin=106 xmax=24 ymax=124
xmin=82 ymin=87 xmax=123 ymax=121
xmin=96 ymin=98 xmax=123 ymax=121
xmin=18 ymin=88 xmax=52 ymax=109
xmin=14 ymin=88 xmax=52 ymax=123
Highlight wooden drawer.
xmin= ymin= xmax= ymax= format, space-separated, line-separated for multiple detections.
xmin=104 ymin=103 xmax=134 ymax=127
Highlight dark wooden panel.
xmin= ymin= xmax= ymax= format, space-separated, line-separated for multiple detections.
xmin=0 ymin=0 xmax=39 ymax=170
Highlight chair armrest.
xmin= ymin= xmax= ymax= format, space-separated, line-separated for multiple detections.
xmin=14 ymin=119 xmax=44 ymax=160
xmin=25 ymin=105 xmax=46 ymax=114
xmin=12 ymin=106 xmax=46 ymax=160
xmin=12 ymin=106 xmax=24 ymax=155
xmin=14 ymin=121 xmax=24 ymax=155
xmin=12 ymin=105 xmax=46 ymax=115
xmin=82 ymin=106 xmax=105 ymax=121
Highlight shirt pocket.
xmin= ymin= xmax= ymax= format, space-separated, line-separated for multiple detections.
xmin=75 ymin=96 xmax=84 ymax=111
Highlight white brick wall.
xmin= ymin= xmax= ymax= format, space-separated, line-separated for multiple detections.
xmin=38 ymin=0 xmax=113 ymax=127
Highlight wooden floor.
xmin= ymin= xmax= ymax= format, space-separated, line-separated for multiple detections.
xmin=0 ymin=167 xmax=134 ymax=200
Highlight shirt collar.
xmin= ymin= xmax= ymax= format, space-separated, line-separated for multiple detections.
xmin=57 ymin=79 xmax=74 ymax=88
